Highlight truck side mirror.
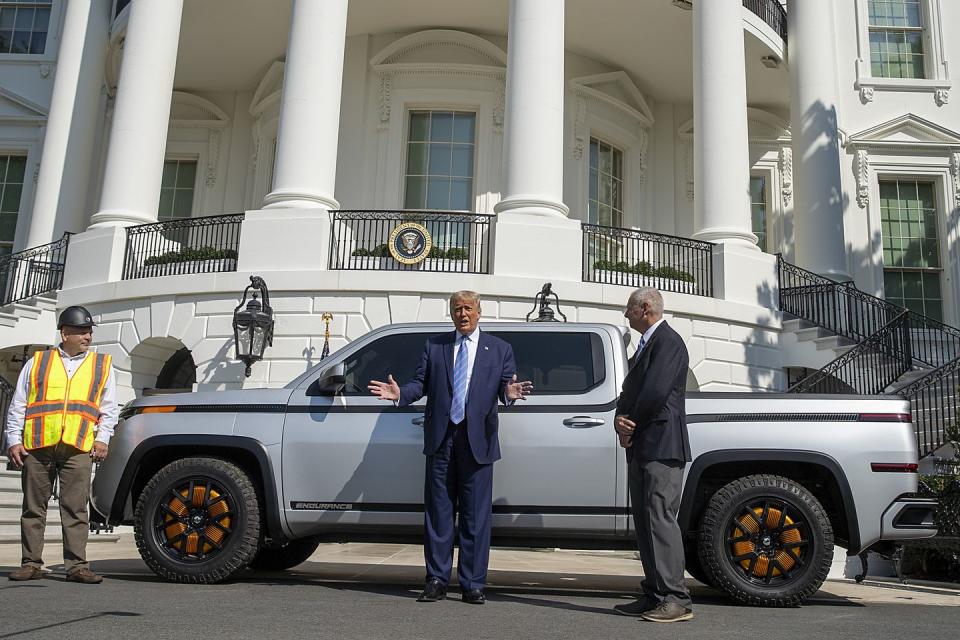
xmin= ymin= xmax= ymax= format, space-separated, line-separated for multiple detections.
xmin=307 ymin=362 xmax=346 ymax=396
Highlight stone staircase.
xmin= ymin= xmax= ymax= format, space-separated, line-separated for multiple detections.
xmin=0 ymin=295 xmax=58 ymax=348
xmin=0 ymin=457 xmax=121 ymax=545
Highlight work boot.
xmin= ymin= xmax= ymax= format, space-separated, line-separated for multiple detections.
xmin=65 ymin=568 xmax=103 ymax=584
xmin=8 ymin=565 xmax=44 ymax=581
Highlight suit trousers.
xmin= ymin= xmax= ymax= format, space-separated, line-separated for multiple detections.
xmin=20 ymin=442 xmax=93 ymax=573
xmin=423 ymin=421 xmax=493 ymax=591
xmin=628 ymin=458 xmax=691 ymax=607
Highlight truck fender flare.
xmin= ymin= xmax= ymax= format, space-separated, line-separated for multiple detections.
xmin=110 ymin=435 xmax=286 ymax=544
xmin=678 ymin=449 xmax=860 ymax=552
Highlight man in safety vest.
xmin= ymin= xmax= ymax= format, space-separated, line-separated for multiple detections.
xmin=4 ymin=305 xmax=117 ymax=583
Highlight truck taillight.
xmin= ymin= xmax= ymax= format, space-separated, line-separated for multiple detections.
xmin=857 ymin=413 xmax=912 ymax=422
xmin=871 ymin=463 xmax=919 ymax=473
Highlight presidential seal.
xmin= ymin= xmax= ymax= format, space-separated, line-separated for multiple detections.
xmin=388 ymin=222 xmax=432 ymax=265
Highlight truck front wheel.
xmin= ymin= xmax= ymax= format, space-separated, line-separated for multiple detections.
xmin=698 ymin=474 xmax=833 ymax=607
xmin=134 ymin=457 xmax=261 ymax=583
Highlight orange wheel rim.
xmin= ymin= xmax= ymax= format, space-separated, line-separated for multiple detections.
xmin=726 ymin=499 xmax=808 ymax=585
xmin=156 ymin=478 xmax=234 ymax=562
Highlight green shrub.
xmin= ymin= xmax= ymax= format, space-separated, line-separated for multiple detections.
xmin=428 ymin=246 xmax=445 ymax=258
xmin=592 ymin=259 xmax=693 ymax=281
xmin=444 ymin=247 xmax=469 ymax=260
xmin=143 ymin=246 xmax=238 ymax=267
xmin=351 ymin=247 xmax=370 ymax=257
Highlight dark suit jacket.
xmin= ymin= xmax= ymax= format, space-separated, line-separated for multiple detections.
xmin=616 ymin=320 xmax=691 ymax=463
xmin=398 ymin=330 xmax=516 ymax=465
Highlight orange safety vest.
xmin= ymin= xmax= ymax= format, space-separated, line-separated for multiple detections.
xmin=23 ymin=350 xmax=112 ymax=453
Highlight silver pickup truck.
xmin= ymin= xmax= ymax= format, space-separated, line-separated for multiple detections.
xmin=91 ymin=321 xmax=937 ymax=606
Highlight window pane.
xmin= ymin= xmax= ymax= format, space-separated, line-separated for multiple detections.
xmin=1 ymin=183 xmax=20 ymax=212
xmin=158 ymin=189 xmax=174 ymax=219
xmin=13 ymin=7 xmax=31 ymax=29
xmin=452 ymin=113 xmax=475 ymax=143
xmin=0 ymin=212 xmax=17 ymax=241
xmin=451 ymin=145 xmax=473 ymax=178
xmin=173 ymin=189 xmax=193 ymax=218
xmin=406 ymin=143 xmax=428 ymax=175
xmin=450 ymin=178 xmax=472 ymax=211
xmin=426 ymin=177 xmax=449 ymax=209
xmin=11 ymin=29 xmax=28 ymax=53
xmin=341 ymin=333 xmax=430 ymax=396
xmin=6 ymin=155 xmax=25 ymax=182
xmin=409 ymin=112 xmax=430 ymax=142
xmin=404 ymin=176 xmax=426 ymax=209
xmin=489 ymin=332 xmax=605 ymax=394
xmin=0 ymin=9 xmax=14 ymax=29
xmin=162 ymin=161 xmax=177 ymax=188
xmin=430 ymin=112 xmax=453 ymax=142
xmin=176 ymin=161 xmax=196 ymax=188
xmin=427 ymin=143 xmax=451 ymax=175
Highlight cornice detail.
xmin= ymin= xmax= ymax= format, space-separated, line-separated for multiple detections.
xmin=779 ymin=146 xmax=793 ymax=207
xmin=855 ymin=149 xmax=870 ymax=209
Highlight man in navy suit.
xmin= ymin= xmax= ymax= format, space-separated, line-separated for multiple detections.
xmin=368 ymin=291 xmax=532 ymax=604
xmin=613 ymin=287 xmax=693 ymax=623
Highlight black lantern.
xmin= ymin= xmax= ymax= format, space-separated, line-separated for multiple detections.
xmin=233 ymin=276 xmax=274 ymax=377
xmin=526 ymin=282 xmax=567 ymax=322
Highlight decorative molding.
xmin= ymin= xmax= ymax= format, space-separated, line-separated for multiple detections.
xmin=170 ymin=91 xmax=230 ymax=127
xmin=32 ymin=163 xmax=39 ymax=184
xmin=493 ymin=77 xmax=505 ymax=133
xmin=39 ymin=64 xmax=52 ymax=78
xmin=638 ymin=127 xmax=650 ymax=186
xmin=779 ymin=146 xmax=793 ymax=207
xmin=855 ymin=149 xmax=870 ymax=208
xmin=0 ymin=86 xmax=48 ymax=122
xmin=377 ymin=72 xmax=391 ymax=131
xmin=249 ymin=60 xmax=284 ymax=118
xmin=569 ymin=72 xmax=655 ymax=129
xmin=846 ymin=113 xmax=960 ymax=150
xmin=951 ymin=152 xmax=960 ymax=207
xmin=205 ymin=130 xmax=221 ymax=188
xmin=859 ymin=86 xmax=875 ymax=104
xmin=935 ymin=88 xmax=949 ymax=107
xmin=572 ymin=94 xmax=587 ymax=160
xmin=684 ymin=142 xmax=694 ymax=201
xmin=369 ymin=29 xmax=507 ymax=68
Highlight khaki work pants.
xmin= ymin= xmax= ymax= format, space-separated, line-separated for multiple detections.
xmin=20 ymin=442 xmax=93 ymax=573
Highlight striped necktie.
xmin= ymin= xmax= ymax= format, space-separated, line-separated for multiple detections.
xmin=450 ymin=337 xmax=469 ymax=424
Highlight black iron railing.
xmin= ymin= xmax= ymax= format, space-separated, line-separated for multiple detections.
xmin=778 ymin=256 xmax=959 ymax=368
xmin=329 ymin=210 xmax=493 ymax=274
xmin=582 ymin=223 xmax=714 ymax=297
xmin=899 ymin=360 xmax=960 ymax=459
xmin=0 ymin=375 xmax=13 ymax=465
xmin=0 ymin=233 xmax=71 ymax=306
xmin=788 ymin=312 xmax=912 ymax=395
xmin=122 ymin=214 xmax=244 ymax=280
xmin=743 ymin=0 xmax=787 ymax=40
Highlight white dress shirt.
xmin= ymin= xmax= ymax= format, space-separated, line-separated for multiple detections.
xmin=452 ymin=326 xmax=481 ymax=396
xmin=640 ymin=317 xmax=666 ymax=349
xmin=4 ymin=347 xmax=119 ymax=448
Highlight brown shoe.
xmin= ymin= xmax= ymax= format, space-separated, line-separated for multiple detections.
xmin=613 ymin=597 xmax=656 ymax=616
xmin=641 ymin=601 xmax=693 ymax=623
xmin=65 ymin=568 xmax=103 ymax=584
xmin=8 ymin=565 xmax=44 ymax=581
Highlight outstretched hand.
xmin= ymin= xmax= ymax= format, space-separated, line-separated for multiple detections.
xmin=505 ymin=374 xmax=533 ymax=401
xmin=368 ymin=374 xmax=400 ymax=401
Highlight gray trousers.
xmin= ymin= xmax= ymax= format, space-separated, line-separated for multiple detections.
xmin=628 ymin=458 xmax=691 ymax=607
xmin=20 ymin=442 xmax=93 ymax=573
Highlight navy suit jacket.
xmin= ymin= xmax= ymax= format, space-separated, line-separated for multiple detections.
xmin=398 ymin=330 xmax=516 ymax=465
xmin=615 ymin=321 xmax=691 ymax=463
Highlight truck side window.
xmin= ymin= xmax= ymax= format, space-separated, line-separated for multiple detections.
xmin=489 ymin=332 xmax=605 ymax=394
xmin=341 ymin=333 xmax=432 ymax=395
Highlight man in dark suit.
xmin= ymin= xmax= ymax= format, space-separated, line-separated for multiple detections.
xmin=613 ymin=287 xmax=693 ymax=623
xmin=368 ymin=290 xmax=532 ymax=604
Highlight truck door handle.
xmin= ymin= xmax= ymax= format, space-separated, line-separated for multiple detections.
xmin=562 ymin=416 xmax=605 ymax=428
xmin=412 ymin=416 xmax=425 ymax=427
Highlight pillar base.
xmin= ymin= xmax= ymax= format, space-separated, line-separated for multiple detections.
xmin=87 ymin=209 xmax=157 ymax=229
xmin=494 ymin=196 xmax=569 ymax=218
xmin=493 ymin=212 xmax=581 ymax=282
xmin=237 ymin=207 xmax=332 ymax=271
xmin=712 ymin=243 xmax=779 ymax=306
xmin=263 ymin=189 xmax=339 ymax=210
xmin=693 ymin=226 xmax=760 ymax=249
xmin=61 ymin=225 xmax=126 ymax=289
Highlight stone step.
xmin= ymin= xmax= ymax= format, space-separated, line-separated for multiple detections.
xmin=0 ymin=473 xmax=22 ymax=491
xmin=813 ymin=335 xmax=857 ymax=350
xmin=782 ymin=318 xmax=815 ymax=333
xmin=0 ymin=311 xmax=18 ymax=328
xmin=0 ymin=507 xmax=60 ymax=523
xmin=0 ymin=523 xmax=73 ymax=537
xmin=0 ymin=532 xmax=120 ymax=545
xmin=10 ymin=302 xmax=42 ymax=320
xmin=794 ymin=326 xmax=828 ymax=342
xmin=31 ymin=296 xmax=58 ymax=311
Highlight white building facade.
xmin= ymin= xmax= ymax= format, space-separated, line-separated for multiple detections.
xmin=0 ymin=0 xmax=957 ymax=409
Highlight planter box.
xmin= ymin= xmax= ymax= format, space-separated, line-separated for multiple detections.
xmin=138 ymin=258 xmax=237 ymax=278
xmin=593 ymin=269 xmax=700 ymax=295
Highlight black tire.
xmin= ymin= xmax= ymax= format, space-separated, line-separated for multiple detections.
xmin=684 ymin=540 xmax=716 ymax=587
xmin=698 ymin=474 xmax=833 ymax=607
xmin=134 ymin=457 xmax=261 ymax=583
xmin=249 ymin=536 xmax=322 ymax=571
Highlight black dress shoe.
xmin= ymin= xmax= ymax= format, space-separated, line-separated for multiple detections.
xmin=461 ymin=589 xmax=485 ymax=604
xmin=417 ymin=578 xmax=447 ymax=602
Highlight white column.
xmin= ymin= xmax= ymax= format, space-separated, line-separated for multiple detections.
xmin=27 ymin=0 xmax=109 ymax=246
xmin=789 ymin=0 xmax=850 ymax=280
xmin=263 ymin=0 xmax=348 ymax=210
xmin=494 ymin=0 xmax=568 ymax=218
xmin=88 ymin=0 xmax=183 ymax=228
xmin=691 ymin=0 xmax=757 ymax=249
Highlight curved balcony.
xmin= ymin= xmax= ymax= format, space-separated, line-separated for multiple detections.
xmin=743 ymin=0 xmax=787 ymax=41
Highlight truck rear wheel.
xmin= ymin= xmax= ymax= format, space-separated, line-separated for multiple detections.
xmin=134 ymin=457 xmax=261 ymax=583
xmin=698 ymin=474 xmax=833 ymax=607
xmin=249 ymin=536 xmax=322 ymax=571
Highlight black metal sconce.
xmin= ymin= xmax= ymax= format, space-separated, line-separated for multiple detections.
xmin=233 ymin=275 xmax=274 ymax=377
xmin=526 ymin=282 xmax=567 ymax=322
